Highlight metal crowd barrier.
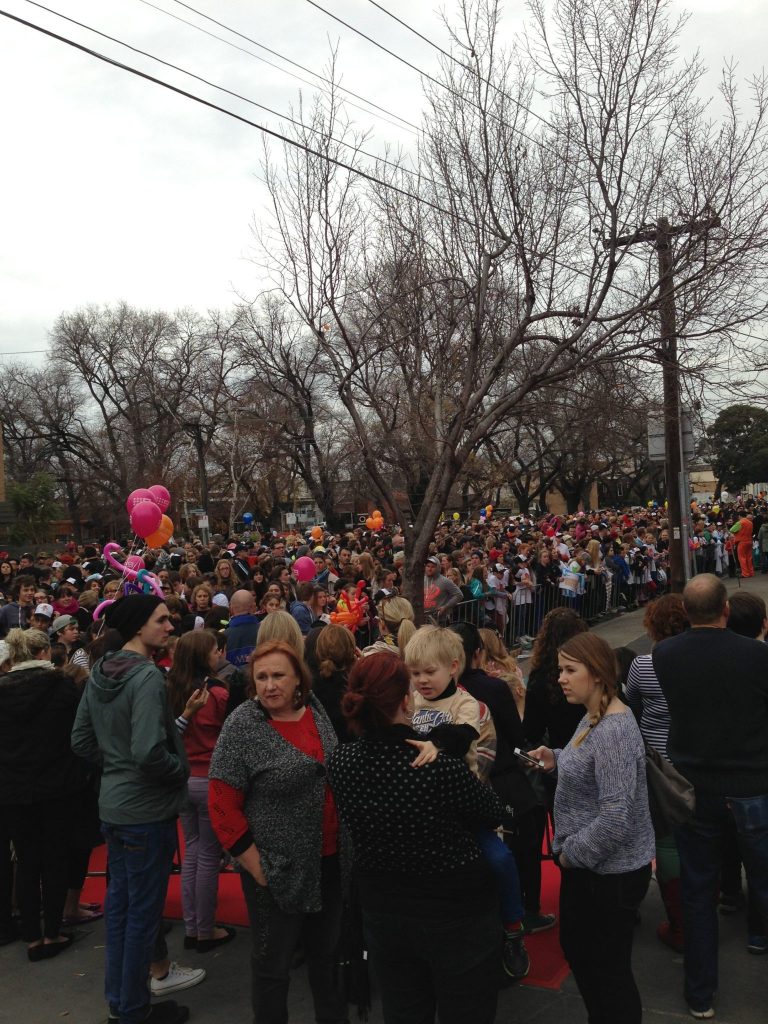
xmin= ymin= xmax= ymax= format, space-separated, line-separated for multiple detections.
xmin=431 ymin=566 xmax=668 ymax=649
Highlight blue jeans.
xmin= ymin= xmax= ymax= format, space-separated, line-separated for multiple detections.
xmin=102 ymin=820 xmax=177 ymax=1024
xmin=675 ymin=791 xmax=768 ymax=1011
xmin=474 ymin=828 xmax=523 ymax=924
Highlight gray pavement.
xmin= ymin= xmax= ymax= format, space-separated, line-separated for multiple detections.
xmin=3 ymin=571 xmax=767 ymax=1023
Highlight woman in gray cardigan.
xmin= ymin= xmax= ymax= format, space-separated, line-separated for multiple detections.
xmin=530 ymin=632 xmax=655 ymax=1024
xmin=209 ymin=640 xmax=346 ymax=1024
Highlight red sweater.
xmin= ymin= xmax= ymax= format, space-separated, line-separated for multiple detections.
xmin=209 ymin=706 xmax=338 ymax=856
xmin=183 ymin=683 xmax=228 ymax=776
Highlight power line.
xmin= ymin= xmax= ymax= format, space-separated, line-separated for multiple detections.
xmin=304 ymin=0 xmax=544 ymax=152
xmin=0 ymin=8 xmax=465 ymax=222
xmin=4 ymin=9 xmax=689 ymax=315
xmin=24 ymin=0 xmax=428 ymax=184
xmin=365 ymin=0 xmax=552 ymax=131
xmin=137 ymin=0 xmax=421 ymax=136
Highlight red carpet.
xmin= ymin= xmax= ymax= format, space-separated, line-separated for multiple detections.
xmin=83 ymin=830 xmax=569 ymax=992
xmin=520 ymin=857 xmax=569 ymax=990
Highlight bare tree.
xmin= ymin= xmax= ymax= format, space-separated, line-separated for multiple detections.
xmin=247 ymin=0 xmax=768 ymax=616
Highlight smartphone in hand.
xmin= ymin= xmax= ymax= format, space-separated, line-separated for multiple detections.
xmin=514 ymin=747 xmax=545 ymax=768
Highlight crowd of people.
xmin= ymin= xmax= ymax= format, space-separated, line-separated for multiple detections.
xmin=0 ymin=497 xmax=767 ymax=1024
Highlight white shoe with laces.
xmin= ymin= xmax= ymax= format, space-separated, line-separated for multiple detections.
xmin=150 ymin=962 xmax=206 ymax=996
xmin=688 ymin=1008 xmax=715 ymax=1020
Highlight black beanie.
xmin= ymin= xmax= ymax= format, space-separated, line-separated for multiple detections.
xmin=104 ymin=594 xmax=164 ymax=642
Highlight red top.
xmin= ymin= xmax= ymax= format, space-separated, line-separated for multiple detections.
xmin=208 ymin=706 xmax=338 ymax=857
xmin=183 ymin=684 xmax=228 ymax=776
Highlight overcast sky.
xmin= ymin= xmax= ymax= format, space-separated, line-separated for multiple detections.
xmin=1 ymin=0 xmax=765 ymax=367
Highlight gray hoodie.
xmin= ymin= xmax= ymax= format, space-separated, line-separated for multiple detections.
xmin=71 ymin=650 xmax=188 ymax=824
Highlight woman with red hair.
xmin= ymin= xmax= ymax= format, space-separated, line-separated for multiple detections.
xmin=328 ymin=652 xmax=504 ymax=1024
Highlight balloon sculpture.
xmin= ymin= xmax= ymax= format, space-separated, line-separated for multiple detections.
xmin=330 ymin=581 xmax=369 ymax=632
xmin=93 ymin=542 xmax=165 ymax=622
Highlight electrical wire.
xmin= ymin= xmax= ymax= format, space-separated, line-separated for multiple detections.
xmin=138 ymin=0 xmax=421 ymax=135
xmin=1 ymin=8 xmax=463 ymax=221
xmin=23 ymin=0 xmax=428 ymax=183
xmin=4 ymin=8 xmax=700 ymax=315
xmin=365 ymin=0 xmax=552 ymax=130
xmin=304 ymin=0 xmax=544 ymax=151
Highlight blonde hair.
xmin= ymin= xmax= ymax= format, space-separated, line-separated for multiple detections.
xmin=403 ymin=625 xmax=465 ymax=675
xmin=559 ymin=633 xmax=618 ymax=747
xmin=479 ymin=629 xmax=524 ymax=701
xmin=6 ymin=627 xmax=51 ymax=666
xmin=379 ymin=596 xmax=416 ymax=655
xmin=256 ymin=610 xmax=305 ymax=659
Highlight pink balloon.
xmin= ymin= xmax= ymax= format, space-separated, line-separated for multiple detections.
xmin=125 ymin=554 xmax=146 ymax=573
xmin=126 ymin=488 xmax=154 ymax=513
xmin=130 ymin=500 xmax=162 ymax=538
xmin=292 ymin=556 xmax=316 ymax=582
xmin=148 ymin=484 xmax=171 ymax=512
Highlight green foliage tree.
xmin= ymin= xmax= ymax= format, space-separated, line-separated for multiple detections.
xmin=7 ymin=472 xmax=59 ymax=545
xmin=707 ymin=404 xmax=768 ymax=492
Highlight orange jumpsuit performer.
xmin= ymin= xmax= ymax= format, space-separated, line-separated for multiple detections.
xmin=730 ymin=514 xmax=755 ymax=578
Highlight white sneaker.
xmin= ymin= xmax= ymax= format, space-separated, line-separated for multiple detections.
xmin=688 ymin=1008 xmax=715 ymax=1020
xmin=150 ymin=962 xmax=206 ymax=996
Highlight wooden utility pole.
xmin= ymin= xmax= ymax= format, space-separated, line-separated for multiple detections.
xmin=605 ymin=213 xmax=720 ymax=592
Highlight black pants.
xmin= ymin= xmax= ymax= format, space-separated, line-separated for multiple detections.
xmin=0 ymin=813 xmax=14 ymax=937
xmin=559 ymin=863 xmax=651 ymax=1024
xmin=363 ymin=896 xmax=500 ymax=1024
xmin=505 ymin=808 xmax=543 ymax=916
xmin=241 ymin=854 xmax=346 ymax=1024
xmin=3 ymin=800 xmax=72 ymax=942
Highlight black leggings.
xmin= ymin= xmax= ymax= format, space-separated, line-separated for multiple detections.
xmin=560 ymin=863 xmax=651 ymax=1024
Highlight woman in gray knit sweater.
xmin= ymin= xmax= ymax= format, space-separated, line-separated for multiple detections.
xmin=530 ymin=632 xmax=655 ymax=1024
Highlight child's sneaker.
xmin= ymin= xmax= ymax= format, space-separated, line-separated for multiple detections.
xmin=502 ymin=930 xmax=530 ymax=980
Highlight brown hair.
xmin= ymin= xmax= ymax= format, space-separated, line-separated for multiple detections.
xmin=643 ymin=593 xmax=689 ymax=644
xmin=247 ymin=640 xmax=311 ymax=707
xmin=166 ymin=629 xmax=218 ymax=716
xmin=559 ymin=632 xmax=618 ymax=747
xmin=315 ymin=624 xmax=357 ymax=678
xmin=342 ymin=651 xmax=410 ymax=736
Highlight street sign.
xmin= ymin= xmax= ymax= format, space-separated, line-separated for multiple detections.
xmin=647 ymin=411 xmax=695 ymax=463
xmin=197 ymin=515 xmax=209 ymax=530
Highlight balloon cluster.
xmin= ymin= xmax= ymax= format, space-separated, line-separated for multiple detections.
xmin=365 ymin=509 xmax=384 ymax=531
xmin=126 ymin=485 xmax=174 ymax=546
xmin=479 ymin=504 xmax=493 ymax=522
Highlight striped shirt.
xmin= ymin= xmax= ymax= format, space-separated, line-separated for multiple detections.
xmin=624 ymin=654 xmax=670 ymax=759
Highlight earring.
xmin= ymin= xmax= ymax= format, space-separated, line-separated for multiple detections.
xmin=293 ymin=686 xmax=303 ymax=709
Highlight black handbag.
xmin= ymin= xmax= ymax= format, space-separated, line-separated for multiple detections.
xmin=644 ymin=742 xmax=695 ymax=837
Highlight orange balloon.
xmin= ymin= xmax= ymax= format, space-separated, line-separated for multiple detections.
xmin=372 ymin=510 xmax=381 ymax=519
xmin=311 ymin=526 xmax=323 ymax=541
xmin=146 ymin=516 xmax=174 ymax=547
xmin=365 ymin=516 xmax=375 ymax=530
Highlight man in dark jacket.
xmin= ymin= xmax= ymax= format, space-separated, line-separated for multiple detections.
xmin=72 ymin=595 xmax=199 ymax=1024
xmin=0 ymin=575 xmax=35 ymax=637
xmin=652 ymin=574 xmax=768 ymax=1019
xmin=225 ymin=590 xmax=260 ymax=666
